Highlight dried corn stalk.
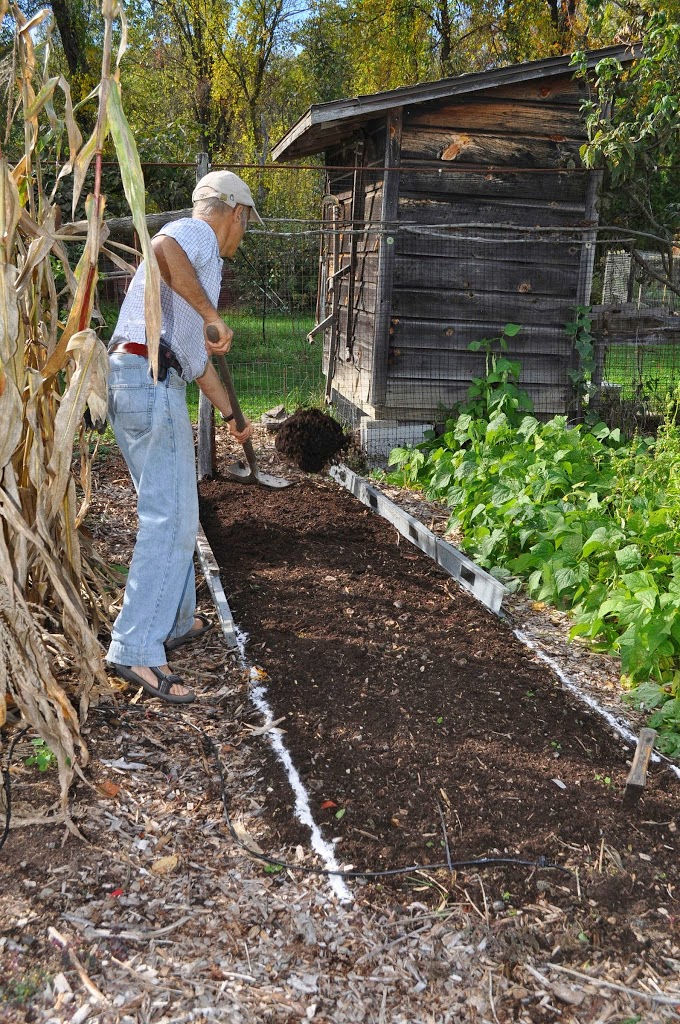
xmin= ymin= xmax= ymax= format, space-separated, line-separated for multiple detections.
xmin=0 ymin=0 xmax=160 ymax=820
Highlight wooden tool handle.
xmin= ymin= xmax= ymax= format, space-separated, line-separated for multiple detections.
xmin=214 ymin=354 xmax=247 ymax=433
xmin=206 ymin=326 xmax=258 ymax=469
xmin=205 ymin=326 xmax=246 ymax=428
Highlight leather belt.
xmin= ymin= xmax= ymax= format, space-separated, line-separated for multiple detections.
xmin=109 ymin=341 xmax=184 ymax=380
xmin=109 ymin=341 xmax=149 ymax=358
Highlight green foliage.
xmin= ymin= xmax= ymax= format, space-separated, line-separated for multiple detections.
xmin=388 ymin=344 xmax=680 ymax=754
xmin=576 ymin=4 xmax=680 ymax=188
xmin=462 ymin=324 xmax=534 ymax=426
xmin=566 ymin=305 xmax=598 ymax=413
xmin=574 ymin=2 xmax=680 ymax=245
xmin=24 ymin=738 xmax=58 ymax=772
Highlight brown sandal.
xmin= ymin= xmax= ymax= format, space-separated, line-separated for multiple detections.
xmin=111 ymin=664 xmax=195 ymax=704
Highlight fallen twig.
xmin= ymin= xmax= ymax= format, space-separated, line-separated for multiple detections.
xmin=546 ymin=963 xmax=680 ymax=1010
xmin=47 ymin=926 xmax=109 ymax=1005
xmin=61 ymin=913 xmax=194 ymax=942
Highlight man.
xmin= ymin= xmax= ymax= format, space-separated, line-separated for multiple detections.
xmin=106 ymin=171 xmax=260 ymax=704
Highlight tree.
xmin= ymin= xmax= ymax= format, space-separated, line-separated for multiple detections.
xmin=576 ymin=0 xmax=680 ymax=292
xmin=50 ymin=0 xmax=92 ymax=80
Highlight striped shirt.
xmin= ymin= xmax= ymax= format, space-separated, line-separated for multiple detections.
xmin=110 ymin=218 xmax=223 ymax=382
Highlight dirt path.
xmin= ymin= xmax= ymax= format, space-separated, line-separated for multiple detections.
xmin=1 ymin=431 xmax=679 ymax=1024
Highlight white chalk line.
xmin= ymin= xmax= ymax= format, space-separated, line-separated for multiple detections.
xmin=514 ymin=628 xmax=680 ymax=783
xmin=200 ymin=551 xmax=352 ymax=902
xmin=248 ymin=673 xmax=352 ymax=903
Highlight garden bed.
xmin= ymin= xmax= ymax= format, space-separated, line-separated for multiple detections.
xmin=1 ymin=436 xmax=679 ymax=1024
xmin=199 ymin=452 xmax=680 ymax=924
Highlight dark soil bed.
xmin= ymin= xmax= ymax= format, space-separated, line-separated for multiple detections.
xmin=200 ymin=471 xmax=680 ymax=918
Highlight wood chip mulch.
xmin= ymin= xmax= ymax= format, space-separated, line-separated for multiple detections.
xmin=0 ymin=426 xmax=679 ymax=1024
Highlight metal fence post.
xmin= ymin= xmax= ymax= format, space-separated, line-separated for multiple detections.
xmin=196 ymin=152 xmax=215 ymax=480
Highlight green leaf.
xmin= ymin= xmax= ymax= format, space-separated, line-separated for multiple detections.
xmin=554 ymin=566 xmax=578 ymax=593
xmin=503 ymin=323 xmax=522 ymax=337
xmin=624 ymin=681 xmax=669 ymax=710
xmin=106 ymin=78 xmax=162 ymax=357
xmin=635 ymin=589 xmax=659 ymax=613
xmin=615 ymin=545 xmax=642 ymax=569
xmin=388 ymin=447 xmax=408 ymax=465
xmin=582 ymin=526 xmax=612 ymax=558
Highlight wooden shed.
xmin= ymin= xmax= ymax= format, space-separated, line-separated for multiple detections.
xmin=272 ymin=46 xmax=635 ymax=455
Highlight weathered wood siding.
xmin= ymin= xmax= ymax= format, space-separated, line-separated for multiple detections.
xmin=384 ymin=73 xmax=591 ymax=420
xmin=323 ymin=73 xmax=597 ymax=422
xmin=323 ymin=133 xmax=384 ymax=408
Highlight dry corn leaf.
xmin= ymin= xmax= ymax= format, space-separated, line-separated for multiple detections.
xmin=0 ymin=263 xmax=19 ymax=368
xmin=44 ymin=329 xmax=107 ymax=521
xmin=0 ymin=374 xmax=22 ymax=470
xmin=232 ymin=823 xmax=265 ymax=857
xmin=42 ymin=195 xmax=103 ymax=379
xmin=71 ymin=121 xmax=99 ymax=217
xmin=106 ymin=78 xmax=161 ymax=369
xmin=15 ymin=206 xmax=60 ymax=297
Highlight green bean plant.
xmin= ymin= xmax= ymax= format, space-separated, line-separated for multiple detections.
xmin=388 ymin=346 xmax=680 ymax=755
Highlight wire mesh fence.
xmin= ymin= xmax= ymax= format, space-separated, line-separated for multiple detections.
xmin=592 ymin=236 xmax=680 ymax=435
xmin=95 ymin=160 xmax=680 ymax=445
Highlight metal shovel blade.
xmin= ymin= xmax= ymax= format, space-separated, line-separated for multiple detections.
xmin=224 ymin=458 xmax=293 ymax=489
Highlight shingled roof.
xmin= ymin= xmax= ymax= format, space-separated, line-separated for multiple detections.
xmin=271 ymin=45 xmax=637 ymax=161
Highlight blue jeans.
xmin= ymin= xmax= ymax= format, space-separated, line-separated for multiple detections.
xmin=106 ymin=353 xmax=198 ymax=667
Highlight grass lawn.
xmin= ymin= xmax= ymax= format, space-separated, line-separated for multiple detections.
xmin=99 ymin=304 xmax=323 ymax=420
xmin=603 ymin=342 xmax=680 ymax=408
xmin=187 ymin=312 xmax=322 ymax=420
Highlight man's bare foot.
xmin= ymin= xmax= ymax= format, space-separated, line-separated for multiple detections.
xmin=130 ymin=664 xmax=192 ymax=698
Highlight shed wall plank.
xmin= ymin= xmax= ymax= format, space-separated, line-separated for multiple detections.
xmin=398 ymin=196 xmax=587 ymax=227
xmin=472 ymin=74 xmax=585 ymax=105
xmin=407 ymin=99 xmax=586 ymax=138
xmin=398 ymin=169 xmax=587 ymax=203
xmin=393 ymin=254 xmax=580 ymax=296
xmin=389 ymin=322 xmax=572 ymax=356
xmin=394 ymin=233 xmax=584 ymax=265
xmin=384 ymin=381 xmax=567 ymax=412
xmin=388 ymin=349 xmax=571 ymax=384
xmin=400 ymin=129 xmax=581 ymax=166
xmin=391 ymin=286 xmax=575 ymax=323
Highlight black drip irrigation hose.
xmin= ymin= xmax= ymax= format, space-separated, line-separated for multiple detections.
xmin=117 ymin=706 xmax=574 ymax=883
xmin=0 ymin=726 xmax=29 ymax=854
xmin=2 ymin=705 xmax=572 ymax=881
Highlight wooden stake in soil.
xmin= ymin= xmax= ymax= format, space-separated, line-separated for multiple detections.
xmin=623 ymin=728 xmax=657 ymax=805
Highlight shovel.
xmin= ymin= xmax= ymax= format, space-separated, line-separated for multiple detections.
xmin=208 ymin=327 xmax=293 ymax=490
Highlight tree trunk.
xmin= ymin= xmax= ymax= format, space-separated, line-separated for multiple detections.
xmin=51 ymin=0 xmax=90 ymax=79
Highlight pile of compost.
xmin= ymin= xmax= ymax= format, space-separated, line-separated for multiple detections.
xmin=274 ymin=408 xmax=348 ymax=472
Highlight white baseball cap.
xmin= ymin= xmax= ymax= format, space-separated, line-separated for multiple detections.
xmin=192 ymin=170 xmax=264 ymax=225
